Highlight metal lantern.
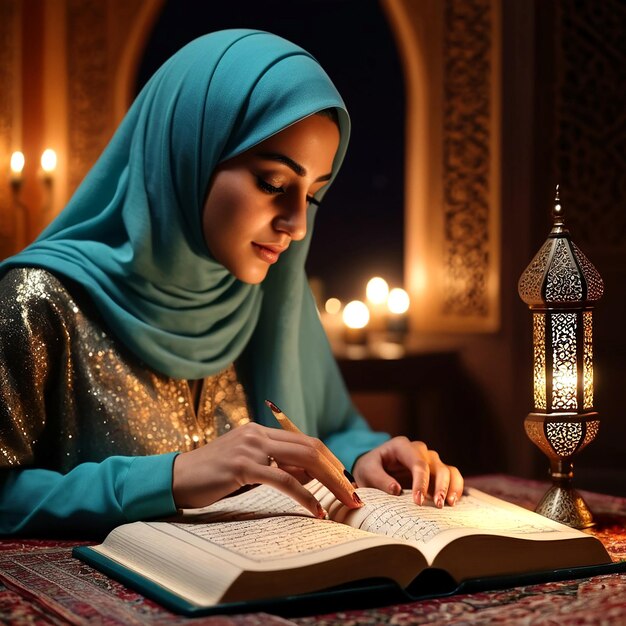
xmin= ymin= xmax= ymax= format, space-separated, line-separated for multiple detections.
xmin=518 ymin=187 xmax=604 ymax=528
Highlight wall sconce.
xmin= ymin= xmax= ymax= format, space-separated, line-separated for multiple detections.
xmin=518 ymin=187 xmax=604 ymax=528
xmin=10 ymin=151 xmax=25 ymax=191
xmin=40 ymin=148 xmax=57 ymax=181
xmin=40 ymin=148 xmax=57 ymax=217
xmin=8 ymin=151 xmax=28 ymax=254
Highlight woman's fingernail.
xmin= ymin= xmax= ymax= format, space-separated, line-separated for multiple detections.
xmin=415 ymin=490 xmax=425 ymax=506
xmin=449 ymin=492 xmax=458 ymax=506
xmin=435 ymin=492 xmax=445 ymax=508
xmin=389 ymin=482 xmax=401 ymax=495
xmin=343 ymin=469 xmax=357 ymax=486
xmin=317 ymin=503 xmax=329 ymax=519
xmin=352 ymin=492 xmax=363 ymax=506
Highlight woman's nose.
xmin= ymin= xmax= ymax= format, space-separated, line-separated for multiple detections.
xmin=274 ymin=197 xmax=308 ymax=241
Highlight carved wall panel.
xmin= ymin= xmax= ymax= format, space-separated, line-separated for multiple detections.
xmin=385 ymin=0 xmax=500 ymax=332
xmin=441 ymin=0 xmax=493 ymax=318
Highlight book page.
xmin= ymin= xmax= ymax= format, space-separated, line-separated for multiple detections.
xmin=94 ymin=522 xmax=246 ymax=607
xmin=180 ymin=482 xmax=576 ymax=553
xmin=345 ymin=488 xmax=557 ymax=540
xmin=170 ymin=516 xmax=388 ymax=566
xmin=181 ymin=483 xmax=312 ymax=522
xmin=160 ymin=483 xmax=403 ymax=571
xmin=335 ymin=486 xmax=582 ymax=563
xmin=179 ymin=479 xmax=340 ymax=519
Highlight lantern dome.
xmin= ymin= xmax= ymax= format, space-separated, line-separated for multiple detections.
xmin=518 ymin=187 xmax=604 ymax=307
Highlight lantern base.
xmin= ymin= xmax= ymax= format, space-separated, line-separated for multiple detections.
xmin=535 ymin=482 xmax=594 ymax=529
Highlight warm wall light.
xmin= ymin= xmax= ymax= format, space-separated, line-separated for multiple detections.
xmin=39 ymin=149 xmax=58 ymax=221
xmin=7 ymin=151 xmax=28 ymax=254
xmin=518 ymin=187 xmax=604 ymax=528
xmin=40 ymin=149 xmax=57 ymax=175
xmin=10 ymin=151 xmax=25 ymax=184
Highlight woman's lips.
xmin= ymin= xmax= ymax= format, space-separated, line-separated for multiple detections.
xmin=252 ymin=243 xmax=286 ymax=264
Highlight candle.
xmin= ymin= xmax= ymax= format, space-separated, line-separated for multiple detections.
xmin=365 ymin=277 xmax=389 ymax=334
xmin=386 ymin=287 xmax=410 ymax=342
xmin=320 ymin=297 xmax=344 ymax=348
xmin=366 ymin=277 xmax=389 ymax=306
xmin=342 ymin=300 xmax=370 ymax=346
xmin=387 ymin=288 xmax=409 ymax=315
xmin=325 ymin=297 xmax=342 ymax=316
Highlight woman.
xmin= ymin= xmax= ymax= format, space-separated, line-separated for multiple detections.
xmin=0 ymin=30 xmax=462 ymax=537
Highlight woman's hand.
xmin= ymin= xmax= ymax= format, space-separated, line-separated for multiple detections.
xmin=172 ymin=422 xmax=361 ymax=518
xmin=352 ymin=437 xmax=463 ymax=507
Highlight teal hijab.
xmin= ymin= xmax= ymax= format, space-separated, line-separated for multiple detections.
xmin=1 ymin=29 xmax=383 ymax=451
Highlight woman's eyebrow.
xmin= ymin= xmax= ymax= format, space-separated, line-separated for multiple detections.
xmin=255 ymin=152 xmax=332 ymax=183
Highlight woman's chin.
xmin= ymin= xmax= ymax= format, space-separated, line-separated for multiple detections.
xmin=234 ymin=265 xmax=270 ymax=285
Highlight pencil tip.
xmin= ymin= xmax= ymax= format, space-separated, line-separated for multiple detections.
xmin=264 ymin=399 xmax=281 ymax=413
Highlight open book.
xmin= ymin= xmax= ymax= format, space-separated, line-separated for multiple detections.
xmin=74 ymin=481 xmax=612 ymax=615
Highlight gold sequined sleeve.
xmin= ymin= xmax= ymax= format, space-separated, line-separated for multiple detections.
xmin=0 ymin=269 xmax=61 ymax=467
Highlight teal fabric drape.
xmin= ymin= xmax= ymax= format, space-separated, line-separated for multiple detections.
xmin=1 ymin=29 xmax=387 ymax=468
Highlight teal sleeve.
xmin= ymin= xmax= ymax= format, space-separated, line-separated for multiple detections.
xmin=323 ymin=411 xmax=390 ymax=472
xmin=0 ymin=452 xmax=179 ymax=537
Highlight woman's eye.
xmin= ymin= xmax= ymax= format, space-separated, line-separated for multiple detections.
xmin=256 ymin=177 xmax=283 ymax=195
xmin=256 ymin=176 xmax=320 ymax=206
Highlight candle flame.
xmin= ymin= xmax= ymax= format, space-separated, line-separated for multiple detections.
xmin=324 ymin=297 xmax=342 ymax=315
xmin=387 ymin=288 xmax=410 ymax=314
xmin=366 ymin=277 xmax=389 ymax=305
xmin=342 ymin=300 xmax=370 ymax=329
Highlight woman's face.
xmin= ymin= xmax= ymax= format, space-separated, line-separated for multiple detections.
xmin=202 ymin=114 xmax=340 ymax=284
